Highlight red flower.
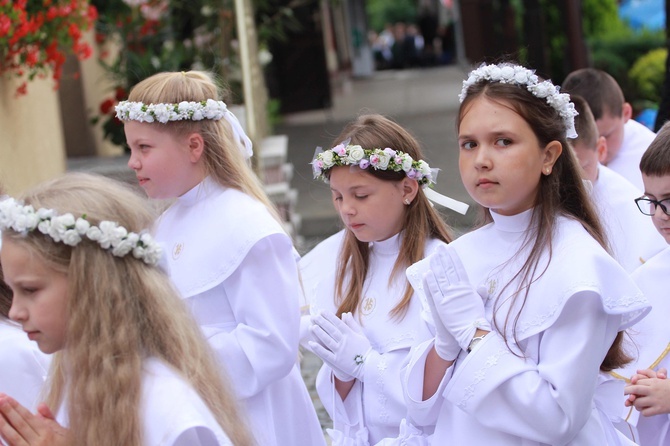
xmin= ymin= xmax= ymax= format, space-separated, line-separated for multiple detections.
xmin=115 ymin=87 xmax=127 ymax=101
xmin=15 ymin=82 xmax=28 ymax=97
xmin=25 ymin=48 xmax=40 ymax=67
xmin=100 ymin=98 xmax=115 ymax=115
xmin=68 ymin=23 xmax=81 ymax=40
xmin=1 ymin=0 xmax=98 ymax=95
xmin=0 ymin=14 xmax=9 ymax=37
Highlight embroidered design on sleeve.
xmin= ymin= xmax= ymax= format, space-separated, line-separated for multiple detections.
xmin=457 ymin=348 xmax=511 ymax=411
xmin=375 ymin=356 xmax=390 ymax=424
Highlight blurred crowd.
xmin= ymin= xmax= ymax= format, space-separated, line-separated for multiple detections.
xmin=369 ymin=20 xmax=456 ymax=70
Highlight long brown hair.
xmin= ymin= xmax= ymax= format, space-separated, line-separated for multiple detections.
xmin=326 ymin=114 xmax=453 ymax=319
xmin=458 ymin=75 xmax=627 ymax=372
xmin=4 ymin=173 xmax=254 ymax=446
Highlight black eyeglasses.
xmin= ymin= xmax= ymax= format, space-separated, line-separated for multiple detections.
xmin=635 ymin=196 xmax=670 ymax=216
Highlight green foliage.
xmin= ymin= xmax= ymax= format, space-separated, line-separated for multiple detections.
xmin=266 ymin=98 xmax=282 ymax=134
xmin=366 ymin=0 xmax=417 ymax=32
xmin=90 ymin=0 xmax=308 ymax=147
xmin=628 ymin=47 xmax=668 ymax=106
xmin=582 ymin=0 xmax=628 ymax=38
xmin=589 ymin=30 xmax=665 ymax=106
xmin=538 ymin=0 xmax=568 ymax=81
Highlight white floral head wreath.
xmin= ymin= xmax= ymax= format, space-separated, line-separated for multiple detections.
xmin=459 ymin=63 xmax=578 ymax=139
xmin=115 ymin=99 xmax=253 ymax=159
xmin=311 ymin=140 xmax=437 ymax=187
xmin=0 ymin=198 xmax=162 ymax=266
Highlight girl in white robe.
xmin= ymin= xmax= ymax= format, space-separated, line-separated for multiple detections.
xmin=404 ymin=62 xmax=651 ymax=445
xmin=0 ymin=173 xmax=251 ymax=446
xmin=120 ymin=71 xmax=325 ymax=446
xmin=305 ymin=114 xmax=455 ymax=445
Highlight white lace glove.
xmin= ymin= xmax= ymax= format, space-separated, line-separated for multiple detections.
xmin=422 ymin=270 xmax=461 ymax=360
xmin=309 ymin=311 xmax=373 ymax=381
xmin=426 ymin=244 xmax=490 ymax=351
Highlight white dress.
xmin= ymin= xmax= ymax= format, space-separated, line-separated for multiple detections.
xmin=310 ymin=233 xmax=445 ymax=445
xmin=56 ymin=358 xmax=233 ymax=446
xmin=612 ymin=246 xmax=670 ymax=446
xmin=298 ymin=229 xmax=345 ymax=346
xmin=154 ymin=177 xmax=325 ymax=446
xmin=0 ymin=320 xmax=50 ymax=410
xmin=404 ymin=209 xmax=650 ymax=445
xmin=591 ymin=164 xmax=665 ymax=272
xmin=607 ymin=119 xmax=655 ymax=191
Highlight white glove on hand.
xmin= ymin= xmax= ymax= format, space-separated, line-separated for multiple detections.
xmin=423 ymin=270 xmax=461 ymax=360
xmin=427 ymin=244 xmax=490 ymax=351
xmin=309 ymin=311 xmax=373 ymax=382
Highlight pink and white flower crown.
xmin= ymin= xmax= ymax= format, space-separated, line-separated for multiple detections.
xmin=311 ymin=142 xmax=437 ymax=187
xmin=459 ymin=63 xmax=578 ymax=138
xmin=0 ymin=198 xmax=162 ymax=266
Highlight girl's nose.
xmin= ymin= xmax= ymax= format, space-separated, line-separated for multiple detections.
xmin=340 ymin=199 xmax=356 ymax=216
xmin=8 ymin=301 xmax=26 ymax=323
xmin=127 ymin=150 xmax=140 ymax=170
xmin=474 ymin=146 xmax=491 ymax=169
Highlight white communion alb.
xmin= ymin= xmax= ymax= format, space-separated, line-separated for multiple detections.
xmin=0 ymin=320 xmax=50 ymax=411
xmin=154 ymin=177 xmax=325 ymax=446
xmin=607 ymin=119 xmax=655 ymax=191
xmin=309 ymin=233 xmax=446 ymax=445
xmin=404 ymin=209 xmax=650 ymax=445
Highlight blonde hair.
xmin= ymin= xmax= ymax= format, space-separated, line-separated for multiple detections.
xmin=126 ymin=70 xmax=280 ymax=222
xmin=327 ymin=114 xmax=453 ymax=319
xmin=4 ymin=173 xmax=253 ymax=446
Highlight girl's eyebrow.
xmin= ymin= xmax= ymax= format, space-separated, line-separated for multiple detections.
xmin=331 ymin=184 xmax=368 ymax=192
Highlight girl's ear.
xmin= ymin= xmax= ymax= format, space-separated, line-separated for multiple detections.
xmin=542 ymin=140 xmax=563 ymax=174
xmin=401 ymin=177 xmax=420 ymax=204
xmin=187 ymin=133 xmax=205 ymax=164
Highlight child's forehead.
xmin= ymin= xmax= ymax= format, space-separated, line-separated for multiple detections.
xmin=642 ymin=173 xmax=670 ymax=196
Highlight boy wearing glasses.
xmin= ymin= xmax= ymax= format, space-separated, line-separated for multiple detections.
xmin=621 ymin=121 xmax=670 ymax=446
xmin=569 ymin=95 xmax=663 ymax=273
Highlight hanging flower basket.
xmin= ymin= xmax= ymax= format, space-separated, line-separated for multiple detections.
xmin=0 ymin=0 xmax=98 ymax=96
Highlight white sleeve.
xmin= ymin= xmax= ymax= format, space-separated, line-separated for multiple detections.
xmin=206 ymin=234 xmax=301 ymax=398
xmin=170 ymin=426 xmax=232 ymax=446
xmin=403 ymin=338 xmax=452 ymax=427
xmin=0 ymin=336 xmax=49 ymax=411
xmin=444 ymin=290 xmax=620 ymax=444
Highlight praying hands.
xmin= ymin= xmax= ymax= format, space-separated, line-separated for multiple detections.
xmin=0 ymin=394 xmax=68 ymax=446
